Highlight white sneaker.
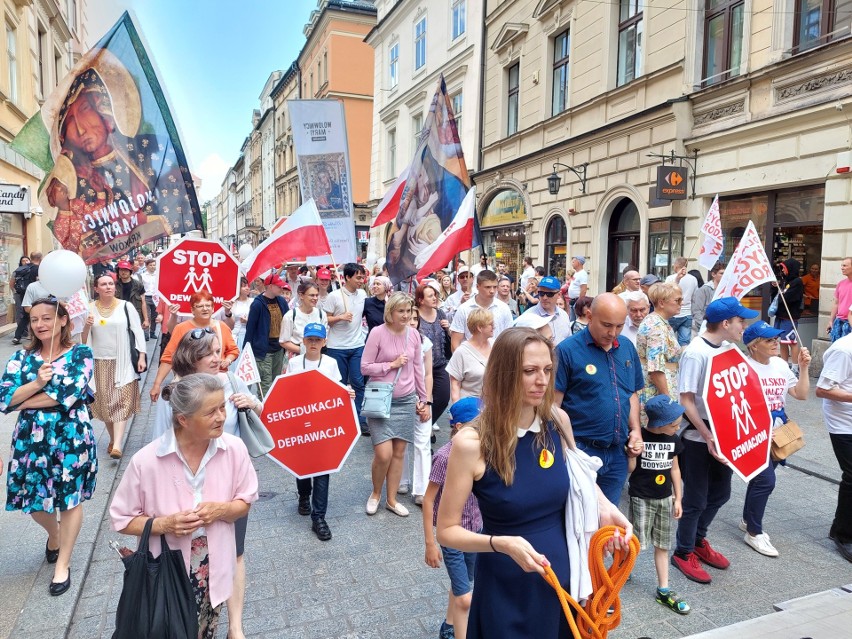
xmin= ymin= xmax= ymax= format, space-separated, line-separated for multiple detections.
xmin=739 ymin=519 xmax=747 ymax=533
xmin=744 ymin=532 xmax=779 ymax=557
xmin=432 ymin=423 xmax=440 ymax=431
xmin=397 ymin=484 xmax=410 ymax=495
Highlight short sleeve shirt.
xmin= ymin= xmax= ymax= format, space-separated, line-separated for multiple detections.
xmin=747 ymin=356 xmax=797 ymax=415
xmin=835 ymin=279 xmax=852 ymax=320
xmin=817 ymin=333 xmax=852 ymax=434
xmin=450 ymin=297 xmax=513 ymax=340
xmin=567 ymin=269 xmax=588 ymax=298
xmin=286 ymin=354 xmax=342 ymax=382
xmin=430 ymin=441 xmax=483 ymax=532
xmin=322 ymin=288 xmax=367 ymax=349
xmin=628 ymin=429 xmax=683 ymax=499
xmin=554 ymin=330 xmax=644 ymax=444
xmin=446 ymin=342 xmax=488 ymax=398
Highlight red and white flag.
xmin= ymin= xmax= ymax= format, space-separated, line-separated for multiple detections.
xmin=698 ymin=194 xmax=724 ymax=270
xmin=414 ymin=187 xmax=478 ymax=281
xmin=372 ymin=164 xmax=410 ymax=228
xmin=240 ymin=199 xmax=333 ymax=282
xmin=713 ymin=220 xmax=776 ymax=301
xmin=234 ymin=343 xmax=261 ymax=386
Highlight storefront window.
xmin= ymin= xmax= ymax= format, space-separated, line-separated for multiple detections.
xmin=0 ymin=213 xmax=26 ymax=327
xmin=481 ymin=189 xmax=527 ymax=283
xmin=545 ymin=215 xmax=567 ymax=279
xmin=647 ymin=218 xmax=685 ymax=280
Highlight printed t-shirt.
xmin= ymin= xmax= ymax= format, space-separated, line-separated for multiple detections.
xmin=748 ymin=356 xmax=797 ymax=415
xmin=628 ymin=429 xmax=683 ymax=499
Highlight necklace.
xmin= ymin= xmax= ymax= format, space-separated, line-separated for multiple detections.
xmin=96 ymin=298 xmax=119 ymax=318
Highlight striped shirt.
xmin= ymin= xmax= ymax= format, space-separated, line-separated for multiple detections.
xmin=430 ymin=440 xmax=483 ymax=532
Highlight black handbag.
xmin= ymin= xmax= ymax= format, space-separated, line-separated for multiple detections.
xmin=123 ymin=303 xmax=146 ymax=376
xmin=112 ymin=518 xmax=197 ymax=639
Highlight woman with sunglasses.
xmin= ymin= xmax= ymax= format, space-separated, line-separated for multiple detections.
xmin=150 ymin=291 xmax=240 ymax=403
xmin=636 ymin=282 xmax=684 ymax=426
xmin=151 ymin=329 xmax=259 ymax=638
xmin=82 ymin=273 xmax=147 ymax=459
xmin=0 ymin=298 xmax=96 ymax=596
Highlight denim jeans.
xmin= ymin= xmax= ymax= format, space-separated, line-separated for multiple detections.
xmin=829 ymin=433 xmax=852 ymax=543
xmin=297 ymin=474 xmax=330 ymax=521
xmin=668 ymin=315 xmax=692 ymax=347
xmin=575 ymin=439 xmax=628 ymax=505
xmin=675 ymin=438 xmax=733 ymax=554
xmin=326 ymin=346 xmax=366 ymax=425
xmin=742 ymin=460 xmax=778 ymax=535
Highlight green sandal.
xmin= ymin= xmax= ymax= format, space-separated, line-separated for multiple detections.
xmin=656 ymin=589 xmax=690 ymax=615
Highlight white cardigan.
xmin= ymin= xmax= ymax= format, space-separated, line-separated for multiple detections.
xmin=563 ymin=446 xmax=602 ymax=602
xmin=88 ymin=300 xmax=147 ymax=388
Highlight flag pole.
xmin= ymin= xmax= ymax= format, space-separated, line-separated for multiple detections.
xmin=329 ymin=255 xmax=347 ymax=313
xmin=775 ymin=285 xmax=804 ymax=346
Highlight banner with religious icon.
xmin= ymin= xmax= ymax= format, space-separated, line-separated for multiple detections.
xmin=11 ymin=11 xmax=203 ymax=264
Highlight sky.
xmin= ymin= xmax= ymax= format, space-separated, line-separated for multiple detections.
xmin=87 ymin=0 xmax=319 ymax=202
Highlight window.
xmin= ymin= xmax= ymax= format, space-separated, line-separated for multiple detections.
xmin=545 ymin=216 xmax=568 ymax=279
xmin=67 ymin=0 xmax=77 ymax=34
xmin=6 ymin=23 xmax=18 ymax=104
xmin=507 ymin=63 xmax=520 ymax=135
xmin=323 ymin=51 xmax=328 ymax=83
xmin=387 ymin=128 xmax=397 ymax=179
xmin=415 ymin=17 xmax=427 ymax=70
xmin=37 ymin=27 xmax=47 ymax=98
xmin=389 ymin=43 xmax=399 ymax=88
xmin=551 ymin=30 xmax=570 ymax=115
xmin=310 ymin=72 xmax=314 ymax=96
xmin=412 ymin=114 xmax=423 ymax=147
xmin=794 ymin=0 xmax=852 ymax=53
xmin=451 ymin=91 xmax=463 ymax=131
xmin=452 ymin=0 xmax=466 ymax=39
xmin=54 ymin=49 xmax=62 ymax=88
xmin=317 ymin=59 xmax=322 ymax=87
xmin=617 ymin=0 xmax=643 ymax=86
xmin=702 ymin=0 xmax=744 ymax=86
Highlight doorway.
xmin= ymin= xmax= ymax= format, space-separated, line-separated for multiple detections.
xmin=606 ymin=198 xmax=640 ymax=291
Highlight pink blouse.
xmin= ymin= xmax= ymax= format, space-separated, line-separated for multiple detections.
xmin=109 ymin=432 xmax=259 ymax=607
xmin=361 ymin=324 xmax=427 ymax=402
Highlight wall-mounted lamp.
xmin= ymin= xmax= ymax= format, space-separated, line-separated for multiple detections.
xmin=547 ymin=162 xmax=589 ymax=195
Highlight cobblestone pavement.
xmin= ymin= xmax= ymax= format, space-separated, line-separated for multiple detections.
xmin=1 ymin=329 xmax=849 ymax=638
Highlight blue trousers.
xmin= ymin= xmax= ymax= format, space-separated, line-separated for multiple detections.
xmin=575 ymin=440 xmax=628 ymax=505
xmin=327 ymin=346 xmax=366 ymax=425
xmin=297 ymin=475 xmax=330 ymax=521
xmin=676 ymin=438 xmax=733 ymax=554
xmin=668 ymin=315 xmax=692 ymax=347
xmin=742 ymin=461 xmax=778 ymax=535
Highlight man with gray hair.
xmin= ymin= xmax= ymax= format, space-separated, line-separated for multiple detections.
xmin=620 ymin=290 xmax=650 ymax=345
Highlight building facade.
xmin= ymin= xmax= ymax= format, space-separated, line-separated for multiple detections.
xmin=472 ymin=0 xmax=851 ymax=356
xmin=0 ymin=0 xmax=88 ymax=327
xmin=272 ymin=62 xmax=301 ymax=222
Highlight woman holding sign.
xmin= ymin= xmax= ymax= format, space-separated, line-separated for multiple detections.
xmin=82 ymin=273 xmax=146 ymax=460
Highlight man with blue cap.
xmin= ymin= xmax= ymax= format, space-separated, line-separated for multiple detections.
xmin=520 ymin=275 xmax=572 ymax=345
xmin=672 ymin=296 xmax=758 ymax=585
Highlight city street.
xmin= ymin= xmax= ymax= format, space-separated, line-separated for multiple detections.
xmin=0 ymin=332 xmax=848 ymax=639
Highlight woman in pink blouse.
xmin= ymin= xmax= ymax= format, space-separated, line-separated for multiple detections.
xmin=109 ymin=374 xmax=259 ymax=639
xmin=361 ymin=292 xmax=430 ymax=518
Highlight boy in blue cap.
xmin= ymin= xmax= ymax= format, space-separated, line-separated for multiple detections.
xmin=285 ymin=322 xmax=355 ymax=541
xmin=422 ymin=397 xmax=483 ymax=639
xmin=628 ymin=394 xmax=689 ymax=614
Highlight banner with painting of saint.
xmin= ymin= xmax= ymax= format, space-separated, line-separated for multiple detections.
xmin=385 ymin=75 xmax=474 ymax=284
xmin=11 ymin=12 xmax=202 ymax=264
xmin=288 ymin=100 xmax=357 ymax=264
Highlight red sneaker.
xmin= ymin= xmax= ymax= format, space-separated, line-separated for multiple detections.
xmin=694 ymin=538 xmax=730 ymax=569
xmin=671 ymin=553 xmax=711 ymax=584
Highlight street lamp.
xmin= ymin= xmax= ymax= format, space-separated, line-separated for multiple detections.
xmin=547 ymin=162 xmax=589 ymax=195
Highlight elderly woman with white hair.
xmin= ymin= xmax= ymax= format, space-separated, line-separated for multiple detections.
xmin=365 ymin=276 xmax=393 ymax=333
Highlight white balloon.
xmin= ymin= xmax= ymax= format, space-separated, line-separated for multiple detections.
xmin=239 ymin=243 xmax=254 ymax=260
xmin=39 ymin=250 xmax=87 ymax=299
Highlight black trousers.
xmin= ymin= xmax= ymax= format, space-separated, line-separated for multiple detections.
xmin=431 ymin=363 xmax=451 ymax=425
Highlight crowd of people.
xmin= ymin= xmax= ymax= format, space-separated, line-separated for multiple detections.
xmin=3 ymin=247 xmax=852 ymax=639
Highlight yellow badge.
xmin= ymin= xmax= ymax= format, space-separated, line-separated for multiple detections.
xmin=655 ymin=474 xmax=666 ymax=485
xmin=585 ymin=364 xmax=597 ymax=375
xmin=539 ymin=449 xmax=554 ymax=469
xmin=99 ymin=319 xmax=107 ymax=326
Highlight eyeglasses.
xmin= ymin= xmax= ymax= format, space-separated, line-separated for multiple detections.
xmin=190 ymin=328 xmax=215 ymax=339
xmin=458 ymin=274 xmax=470 ymax=279
xmin=192 ymin=304 xmax=213 ymax=310
xmin=538 ymin=291 xmax=558 ymax=298
xmin=673 ymin=298 xmax=683 ymax=304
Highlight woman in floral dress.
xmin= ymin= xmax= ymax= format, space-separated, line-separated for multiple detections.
xmin=0 ymin=297 xmax=96 ymax=596
xmin=637 ymin=282 xmax=684 ymax=424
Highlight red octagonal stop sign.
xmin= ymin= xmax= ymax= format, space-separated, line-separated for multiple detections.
xmin=260 ymin=369 xmax=360 ymax=479
xmin=702 ymin=346 xmax=772 ymax=482
xmin=157 ymin=238 xmax=240 ymax=314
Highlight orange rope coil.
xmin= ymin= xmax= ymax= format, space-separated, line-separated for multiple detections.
xmin=541 ymin=525 xmax=640 ymax=639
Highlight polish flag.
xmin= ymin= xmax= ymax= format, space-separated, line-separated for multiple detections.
xmin=241 ymin=199 xmax=332 ymax=282
xmin=414 ymin=187 xmax=478 ymax=281
xmin=372 ymin=164 xmax=410 ymax=228
xmin=698 ymin=194 xmax=724 ymax=270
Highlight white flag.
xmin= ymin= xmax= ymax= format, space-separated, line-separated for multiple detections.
xmin=698 ymin=194 xmax=724 ymax=270
xmin=234 ymin=343 xmax=261 ymax=386
xmin=713 ymin=221 xmax=776 ymax=301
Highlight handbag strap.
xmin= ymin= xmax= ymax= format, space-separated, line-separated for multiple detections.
xmin=388 ymin=327 xmax=410 ymax=388
xmin=139 ymin=516 xmax=154 ymax=553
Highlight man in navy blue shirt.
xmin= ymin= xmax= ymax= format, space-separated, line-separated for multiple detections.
xmin=555 ymin=293 xmax=644 ymax=503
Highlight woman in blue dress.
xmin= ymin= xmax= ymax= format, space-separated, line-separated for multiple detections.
xmin=0 ymin=297 xmax=96 ymax=596
xmin=437 ymin=328 xmax=631 ymax=638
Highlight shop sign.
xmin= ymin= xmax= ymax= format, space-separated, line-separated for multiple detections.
xmin=0 ymin=184 xmax=31 ymax=214
xmin=656 ymin=167 xmax=688 ymax=200
xmin=357 ymin=231 xmax=369 ymax=242
xmin=481 ymin=189 xmax=526 ymax=228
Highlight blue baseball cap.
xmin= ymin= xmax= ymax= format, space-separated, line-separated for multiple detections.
xmin=303 ymin=323 xmax=327 ymax=339
xmin=449 ymin=397 xmax=482 ymax=425
xmin=743 ymin=320 xmax=785 ymax=345
xmin=537 ymin=276 xmax=561 ymax=291
xmin=645 ymin=395 xmax=685 ymax=429
xmin=705 ymin=297 xmax=759 ymax=323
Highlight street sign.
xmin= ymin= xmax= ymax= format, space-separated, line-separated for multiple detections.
xmin=702 ymin=346 xmax=772 ymax=482
xmin=156 ymin=237 xmax=240 ymax=314
xmin=260 ymin=369 xmax=360 ymax=479
xmin=656 ymin=166 xmax=688 ymax=200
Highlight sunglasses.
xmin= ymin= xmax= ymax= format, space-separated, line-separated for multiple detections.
xmin=673 ymin=297 xmax=683 ymax=304
xmin=190 ymin=327 xmax=215 ymax=339
xmin=458 ymin=274 xmax=470 ymax=279
xmin=538 ymin=291 xmax=558 ymax=298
